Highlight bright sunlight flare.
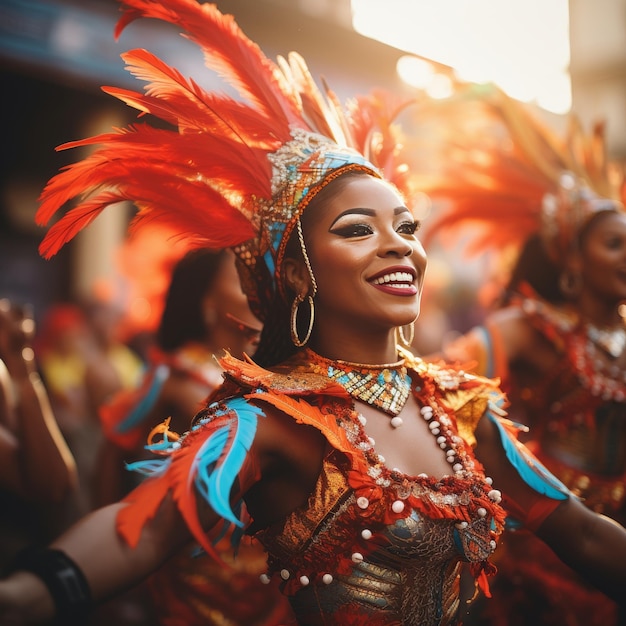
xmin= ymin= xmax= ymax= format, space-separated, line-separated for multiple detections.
xmin=352 ymin=0 xmax=571 ymax=114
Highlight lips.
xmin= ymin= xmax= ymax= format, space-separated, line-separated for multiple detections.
xmin=369 ymin=266 xmax=418 ymax=296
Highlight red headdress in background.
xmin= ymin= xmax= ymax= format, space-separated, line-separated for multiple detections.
xmin=409 ymin=82 xmax=625 ymax=269
xmin=36 ymin=0 xmax=419 ymax=323
xmin=114 ymin=223 xmax=193 ymax=339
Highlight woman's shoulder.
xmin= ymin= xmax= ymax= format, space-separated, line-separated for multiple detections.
xmin=405 ymin=347 xmax=499 ymax=391
xmin=405 ymin=348 xmax=505 ymax=445
xmin=215 ymin=351 xmax=348 ymax=398
xmin=506 ymin=285 xmax=578 ymax=333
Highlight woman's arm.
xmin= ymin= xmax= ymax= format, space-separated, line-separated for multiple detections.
xmin=535 ymin=497 xmax=626 ymax=601
xmin=0 ymin=300 xmax=77 ymax=502
xmin=0 ymin=493 xmax=196 ymax=625
xmin=473 ymin=412 xmax=626 ymax=605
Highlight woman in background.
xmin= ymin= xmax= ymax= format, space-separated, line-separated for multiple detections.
xmin=416 ymin=83 xmax=626 ymax=625
xmin=95 ymin=248 xmax=291 ymax=626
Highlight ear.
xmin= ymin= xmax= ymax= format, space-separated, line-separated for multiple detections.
xmin=282 ymin=256 xmax=312 ymax=296
xmin=564 ymin=249 xmax=583 ymax=275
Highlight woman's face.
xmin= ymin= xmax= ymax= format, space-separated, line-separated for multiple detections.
xmin=300 ymin=175 xmax=427 ymax=336
xmin=204 ymin=251 xmax=260 ymax=343
xmin=579 ymin=210 xmax=626 ymax=303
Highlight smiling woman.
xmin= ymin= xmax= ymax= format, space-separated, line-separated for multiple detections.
xmin=282 ymin=174 xmax=426 ymax=363
xmin=1 ymin=1 xmax=626 ymax=625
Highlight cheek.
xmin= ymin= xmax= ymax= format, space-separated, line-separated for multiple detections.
xmin=310 ymin=244 xmax=368 ymax=287
xmin=587 ymin=248 xmax=621 ymax=271
xmin=213 ymin=281 xmax=251 ymax=314
xmin=413 ymin=242 xmax=428 ymax=273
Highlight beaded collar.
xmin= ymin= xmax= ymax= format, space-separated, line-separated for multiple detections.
xmin=305 ymin=348 xmax=411 ymax=417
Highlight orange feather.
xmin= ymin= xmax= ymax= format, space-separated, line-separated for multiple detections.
xmin=114 ymin=0 xmax=302 ymax=126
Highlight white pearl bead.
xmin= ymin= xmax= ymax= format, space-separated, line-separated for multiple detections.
xmin=359 ymin=414 xmax=367 ymax=425
xmin=428 ymin=421 xmax=440 ymax=430
xmin=490 ymin=540 xmax=497 ymax=550
xmin=453 ymin=463 xmax=463 ymax=472
xmin=368 ymin=436 xmax=376 ymax=446
xmin=351 ymin=552 xmax=364 ymax=563
xmin=357 ymin=496 xmax=370 ymax=509
xmin=390 ymin=416 xmax=403 ymax=428
xmin=455 ymin=521 xmax=469 ymax=529
xmin=392 ymin=500 xmax=405 ymax=513
xmin=488 ymin=489 xmax=502 ymax=502
xmin=322 ymin=573 xmax=333 ymax=585
xmin=437 ymin=436 xmax=446 ymax=444
xmin=259 ymin=573 xmax=271 ymax=584
xmin=300 ymin=575 xmax=310 ymax=586
xmin=280 ymin=569 xmax=290 ymax=580
xmin=361 ymin=529 xmax=372 ymax=540
xmin=477 ymin=507 xmax=487 ymax=517
xmin=485 ymin=476 xmax=493 ymax=485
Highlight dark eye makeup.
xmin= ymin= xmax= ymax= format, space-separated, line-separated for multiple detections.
xmin=330 ymin=219 xmax=420 ymax=238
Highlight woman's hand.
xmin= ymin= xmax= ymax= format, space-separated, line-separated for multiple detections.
xmin=0 ymin=570 xmax=55 ymax=625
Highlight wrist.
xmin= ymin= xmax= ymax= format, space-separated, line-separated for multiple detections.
xmin=5 ymin=349 xmax=37 ymax=381
xmin=10 ymin=548 xmax=92 ymax=625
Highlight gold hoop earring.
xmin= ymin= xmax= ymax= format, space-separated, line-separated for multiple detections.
xmin=559 ymin=271 xmax=582 ymax=298
xmin=296 ymin=218 xmax=318 ymax=297
xmin=397 ymin=322 xmax=415 ymax=349
xmin=290 ymin=293 xmax=315 ymax=347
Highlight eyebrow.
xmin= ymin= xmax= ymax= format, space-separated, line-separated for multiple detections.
xmin=329 ymin=206 xmax=410 ymax=228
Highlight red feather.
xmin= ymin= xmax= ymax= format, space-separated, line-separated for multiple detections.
xmin=117 ymin=476 xmax=172 ymax=549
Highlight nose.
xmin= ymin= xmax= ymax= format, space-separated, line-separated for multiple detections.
xmin=380 ymin=228 xmax=415 ymax=258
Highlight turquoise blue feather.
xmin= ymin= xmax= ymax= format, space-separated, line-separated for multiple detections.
xmin=116 ymin=364 xmax=170 ymax=433
xmin=125 ymin=457 xmax=172 ymax=477
xmin=193 ymin=397 xmax=264 ymax=526
xmin=486 ymin=400 xmax=569 ymax=500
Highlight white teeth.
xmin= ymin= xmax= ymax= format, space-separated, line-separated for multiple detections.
xmin=372 ymin=272 xmax=413 ymax=285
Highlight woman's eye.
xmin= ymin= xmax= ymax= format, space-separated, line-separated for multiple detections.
xmin=330 ymin=223 xmax=373 ymax=237
xmin=397 ymin=220 xmax=420 ymax=235
xmin=605 ymin=235 xmax=626 ymax=250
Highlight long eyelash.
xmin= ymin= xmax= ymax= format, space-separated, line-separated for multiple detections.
xmin=399 ymin=220 xmax=420 ymax=233
xmin=330 ymin=223 xmax=372 ymax=237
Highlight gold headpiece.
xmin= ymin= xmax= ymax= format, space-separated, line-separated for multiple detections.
xmin=36 ymin=0 xmax=416 ymax=321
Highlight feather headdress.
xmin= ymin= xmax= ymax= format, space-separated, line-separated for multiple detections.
xmin=36 ymin=0 xmax=417 ymax=321
xmin=409 ymin=82 xmax=624 ymax=266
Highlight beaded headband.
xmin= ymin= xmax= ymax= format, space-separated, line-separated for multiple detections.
xmin=233 ymin=128 xmax=380 ymax=316
xmin=540 ymin=171 xmax=622 ymax=262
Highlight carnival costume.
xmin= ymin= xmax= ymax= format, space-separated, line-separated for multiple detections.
xmin=35 ymin=2 xmax=573 ymax=623
xmin=417 ymin=84 xmax=626 ymax=625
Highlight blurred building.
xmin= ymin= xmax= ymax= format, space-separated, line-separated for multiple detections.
xmin=569 ymin=0 xmax=626 ymax=159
